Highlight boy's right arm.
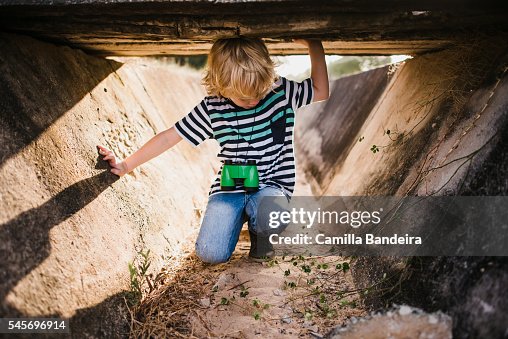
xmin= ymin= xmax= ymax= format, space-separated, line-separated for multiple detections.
xmin=97 ymin=126 xmax=183 ymax=176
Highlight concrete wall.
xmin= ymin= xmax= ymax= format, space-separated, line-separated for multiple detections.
xmin=296 ymin=38 xmax=508 ymax=338
xmin=297 ymin=45 xmax=508 ymax=196
xmin=295 ymin=65 xmax=392 ymax=195
xmin=0 ymin=33 xmax=220 ymax=336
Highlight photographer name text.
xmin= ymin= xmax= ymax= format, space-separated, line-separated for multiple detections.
xmin=269 ymin=233 xmax=422 ymax=245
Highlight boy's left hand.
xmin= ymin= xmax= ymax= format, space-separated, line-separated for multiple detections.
xmin=292 ymin=39 xmax=329 ymax=102
xmin=293 ymin=39 xmax=310 ymax=47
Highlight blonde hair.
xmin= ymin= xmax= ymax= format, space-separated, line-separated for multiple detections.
xmin=203 ymin=37 xmax=277 ymax=99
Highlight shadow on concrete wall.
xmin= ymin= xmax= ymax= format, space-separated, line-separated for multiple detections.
xmin=0 ymin=32 xmax=122 ymax=168
xmin=0 ymin=32 xmax=124 ymax=317
xmin=0 ymin=169 xmax=118 ymax=316
xmin=68 ymin=291 xmax=132 ymax=337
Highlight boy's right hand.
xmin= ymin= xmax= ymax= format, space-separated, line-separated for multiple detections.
xmin=97 ymin=145 xmax=129 ymax=177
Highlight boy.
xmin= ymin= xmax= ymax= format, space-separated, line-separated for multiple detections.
xmin=98 ymin=37 xmax=328 ymax=264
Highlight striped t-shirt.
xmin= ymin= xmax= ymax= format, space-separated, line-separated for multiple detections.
xmin=174 ymin=76 xmax=314 ymax=197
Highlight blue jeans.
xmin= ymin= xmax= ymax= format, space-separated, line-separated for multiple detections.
xmin=195 ymin=186 xmax=289 ymax=264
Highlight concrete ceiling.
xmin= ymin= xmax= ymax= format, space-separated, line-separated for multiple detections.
xmin=0 ymin=0 xmax=507 ymax=56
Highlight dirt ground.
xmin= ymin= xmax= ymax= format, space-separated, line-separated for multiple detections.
xmin=129 ymin=178 xmax=367 ymax=338
xmin=130 ymin=230 xmax=367 ymax=338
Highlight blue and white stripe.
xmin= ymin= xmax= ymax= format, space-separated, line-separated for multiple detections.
xmin=175 ymin=76 xmax=313 ymax=197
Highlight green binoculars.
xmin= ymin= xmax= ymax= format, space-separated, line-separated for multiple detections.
xmin=220 ymin=160 xmax=259 ymax=192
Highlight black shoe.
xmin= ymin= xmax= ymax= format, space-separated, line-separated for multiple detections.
xmin=248 ymin=231 xmax=275 ymax=261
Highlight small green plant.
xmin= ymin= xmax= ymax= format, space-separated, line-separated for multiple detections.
xmin=220 ymin=297 xmax=230 ymax=305
xmin=128 ymin=263 xmax=141 ymax=302
xmin=326 ymin=310 xmax=338 ymax=318
xmin=127 ymin=249 xmax=152 ymax=305
xmin=277 ymin=257 xmax=360 ymax=323
xmin=240 ymin=285 xmax=250 ymax=298
xmin=335 ymin=262 xmax=350 ymax=272
xmin=304 ymin=311 xmax=313 ymax=321
xmin=364 ymin=126 xmax=404 ymax=155
xmin=343 ymin=262 xmax=350 ymax=272
xmin=286 ymin=281 xmax=297 ymax=288
xmin=250 ymin=298 xmax=270 ymax=320
xmin=267 ymin=259 xmax=278 ymax=267
xmin=383 ymin=127 xmax=402 ymax=141
xmin=301 ymin=264 xmax=312 ymax=273
xmin=339 ymin=299 xmax=357 ymax=308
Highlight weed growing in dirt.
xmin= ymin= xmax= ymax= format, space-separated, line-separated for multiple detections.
xmin=240 ymin=285 xmax=250 ymax=298
xmin=127 ymin=249 xmax=154 ymax=306
xmin=361 ymin=127 xmax=404 ymax=154
xmin=261 ymin=255 xmax=361 ymax=322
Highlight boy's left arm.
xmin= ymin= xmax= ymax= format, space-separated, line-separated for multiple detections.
xmin=295 ymin=39 xmax=329 ymax=102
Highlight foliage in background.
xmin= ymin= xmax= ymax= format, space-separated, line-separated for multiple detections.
xmin=154 ymin=56 xmax=208 ymax=70
xmin=293 ymin=56 xmax=395 ymax=82
xmin=172 ymin=56 xmax=208 ymax=70
xmin=155 ymin=55 xmax=399 ymax=81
